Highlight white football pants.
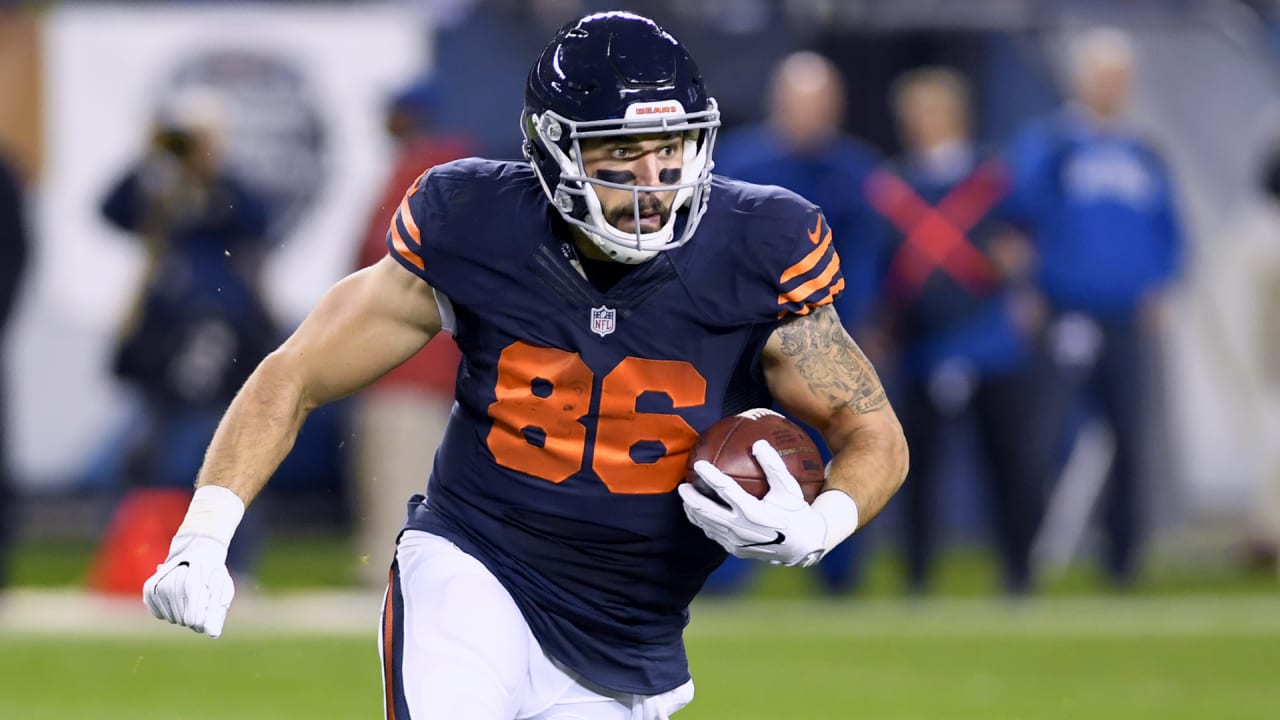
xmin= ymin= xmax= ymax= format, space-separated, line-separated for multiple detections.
xmin=380 ymin=530 xmax=695 ymax=720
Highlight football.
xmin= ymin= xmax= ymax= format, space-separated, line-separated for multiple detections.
xmin=686 ymin=408 xmax=826 ymax=504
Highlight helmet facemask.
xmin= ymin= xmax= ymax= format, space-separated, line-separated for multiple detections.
xmin=524 ymin=99 xmax=720 ymax=264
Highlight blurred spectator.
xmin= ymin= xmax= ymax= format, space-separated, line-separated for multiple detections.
xmin=100 ymin=86 xmax=278 ymax=577
xmin=865 ymin=67 xmax=1043 ymax=596
xmin=1008 ymin=28 xmax=1185 ymax=588
xmin=0 ymin=152 xmax=28 ymax=589
xmin=1247 ymin=140 xmax=1280 ymax=572
xmin=716 ymin=50 xmax=883 ymax=329
xmin=707 ymin=51 xmax=881 ymax=595
xmin=348 ymin=77 xmax=471 ymax=587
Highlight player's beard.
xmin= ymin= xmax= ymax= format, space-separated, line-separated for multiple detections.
xmin=607 ymin=192 xmax=671 ymax=233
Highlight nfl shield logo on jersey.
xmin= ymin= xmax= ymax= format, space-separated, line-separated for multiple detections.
xmin=590 ymin=306 xmax=616 ymax=337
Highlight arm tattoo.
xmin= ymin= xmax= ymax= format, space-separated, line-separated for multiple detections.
xmin=776 ymin=305 xmax=888 ymax=414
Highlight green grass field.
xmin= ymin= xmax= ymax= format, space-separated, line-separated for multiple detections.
xmin=2 ymin=535 xmax=1277 ymax=718
xmin=2 ymin=596 xmax=1279 ymax=719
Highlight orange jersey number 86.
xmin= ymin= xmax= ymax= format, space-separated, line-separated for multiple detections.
xmin=485 ymin=341 xmax=707 ymax=494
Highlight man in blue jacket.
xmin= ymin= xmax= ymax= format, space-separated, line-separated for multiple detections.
xmin=716 ymin=51 xmax=883 ymax=330
xmin=867 ymin=67 xmax=1044 ymax=595
xmin=1008 ymin=28 xmax=1184 ymax=588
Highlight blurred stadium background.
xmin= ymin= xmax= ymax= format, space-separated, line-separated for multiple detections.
xmin=2 ymin=0 xmax=1280 ymax=718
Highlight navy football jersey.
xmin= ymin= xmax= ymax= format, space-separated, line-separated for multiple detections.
xmin=385 ymin=158 xmax=843 ymax=695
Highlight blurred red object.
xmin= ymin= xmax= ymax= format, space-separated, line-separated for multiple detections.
xmin=88 ymin=488 xmax=192 ymax=596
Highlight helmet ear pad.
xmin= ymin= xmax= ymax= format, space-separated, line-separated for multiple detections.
xmin=523 ymin=110 xmax=591 ymax=222
xmin=521 ymin=110 xmax=564 ymax=189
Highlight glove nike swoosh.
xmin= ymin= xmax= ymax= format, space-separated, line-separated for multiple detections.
xmin=739 ymin=531 xmax=786 ymax=548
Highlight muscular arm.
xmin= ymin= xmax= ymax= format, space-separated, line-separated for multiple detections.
xmin=762 ymin=305 xmax=909 ymax=525
xmin=195 ymin=255 xmax=443 ymax=505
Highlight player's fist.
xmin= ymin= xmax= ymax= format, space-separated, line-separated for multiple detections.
xmin=142 ymin=534 xmax=236 ymax=638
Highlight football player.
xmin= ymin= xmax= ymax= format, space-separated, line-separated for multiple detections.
xmin=143 ymin=11 xmax=908 ymax=719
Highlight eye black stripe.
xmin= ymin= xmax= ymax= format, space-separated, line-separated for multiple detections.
xmin=595 ymin=169 xmax=635 ymax=184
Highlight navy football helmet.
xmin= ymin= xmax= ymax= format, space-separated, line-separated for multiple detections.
xmin=522 ymin=11 xmax=720 ymax=263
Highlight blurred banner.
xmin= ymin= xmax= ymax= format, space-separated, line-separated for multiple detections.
xmin=6 ymin=1 xmax=1280 ymax=556
xmin=10 ymin=3 xmax=430 ymax=490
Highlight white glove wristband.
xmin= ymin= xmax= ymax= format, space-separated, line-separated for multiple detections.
xmin=813 ymin=489 xmax=859 ymax=553
xmin=176 ymin=485 xmax=246 ymax=547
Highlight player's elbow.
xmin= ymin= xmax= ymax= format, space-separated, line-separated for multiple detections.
xmin=863 ymin=412 xmax=910 ymax=494
xmin=883 ymin=414 xmax=910 ymax=493
xmin=827 ymin=409 xmax=909 ymax=492
xmin=246 ymin=349 xmax=311 ymax=416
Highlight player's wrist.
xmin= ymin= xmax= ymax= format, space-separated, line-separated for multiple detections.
xmin=812 ymin=489 xmax=859 ymax=553
xmin=176 ymin=485 xmax=245 ymax=548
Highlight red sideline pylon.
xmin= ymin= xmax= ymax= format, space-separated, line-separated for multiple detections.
xmin=89 ymin=488 xmax=192 ymax=596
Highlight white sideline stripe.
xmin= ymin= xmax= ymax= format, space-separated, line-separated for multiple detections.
xmin=689 ymin=596 xmax=1280 ymax=638
xmin=2 ymin=591 xmax=1278 ymax=638
xmin=0 ymin=589 xmax=384 ymax=637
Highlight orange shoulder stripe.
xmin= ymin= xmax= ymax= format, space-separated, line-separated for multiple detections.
xmin=823 ymin=276 xmax=846 ymax=302
xmin=778 ymin=251 xmax=841 ymax=305
xmin=397 ymin=195 xmax=422 ymax=245
xmin=777 ymin=277 xmax=844 ymax=319
xmin=406 ymin=169 xmax=428 ymax=199
xmin=389 ymin=212 xmax=424 ymax=271
xmin=779 ymin=221 xmax=834 ymax=284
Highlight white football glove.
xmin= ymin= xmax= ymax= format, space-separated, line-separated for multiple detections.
xmin=142 ymin=485 xmax=245 ymax=638
xmin=143 ymin=533 xmax=236 ymax=638
xmin=679 ymin=440 xmax=841 ymax=568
